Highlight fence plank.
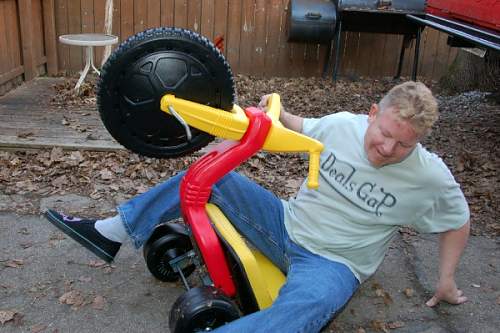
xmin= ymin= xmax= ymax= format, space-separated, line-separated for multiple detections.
xmin=368 ymin=33 xmax=387 ymax=77
xmin=264 ymin=0 xmax=282 ymax=74
xmin=381 ymin=34 xmax=401 ymax=77
xmin=0 ymin=1 xmax=8 ymax=74
xmin=81 ymin=0 xmax=93 ymax=33
xmin=55 ymin=0 xmax=69 ymax=71
xmin=18 ymin=0 xmax=36 ymax=80
xmin=276 ymin=0 xmax=292 ymax=76
xmin=337 ymin=32 xmax=354 ymax=78
xmin=174 ymin=0 xmax=188 ymax=28
xmin=252 ymin=0 xmax=266 ymax=76
xmin=32 ymin=0 xmax=45 ymax=63
xmin=213 ymin=0 xmax=228 ymax=57
xmin=134 ymin=0 xmax=147 ymax=33
xmin=201 ymin=0 xmax=214 ymax=40
xmin=421 ymin=28 xmax=440 ymax=78
xmin=147 ymin=0 xmax=161 ymax=29
xmin=226 ymin=0 xmax=242 ymax=72
xmin=8 ymin=0 xmax=22 ymax=69
xmin=239 ymin=0 xmax=256 ymax=75
xmin=121 ymin=0 xmax=134 ymax=41
xmin=94 ymin=0 xmax=105 ymax=64
xmin=161 ymin=0 xmax=175 ymax=27
xmin=431 ymin=31 xmax=449 ymax=79
xmin=42 ymin=0 xmax=58 ymax=75
xmin=0 ymin=67 xmax=24 ymax=86
xmin=67 ymin=0 xmax=82 ymax=72
xmin=187 ymin=0 xmax=201 ymax=33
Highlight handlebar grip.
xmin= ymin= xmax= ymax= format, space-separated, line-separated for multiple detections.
xmin=265 ymin=93 xmax=281 ymax=124
xmin=307 ymin=151 xmax=321 ymax=189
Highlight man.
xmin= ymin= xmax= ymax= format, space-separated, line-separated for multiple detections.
xmin=45 ymin=81 xmax=470 ymax=332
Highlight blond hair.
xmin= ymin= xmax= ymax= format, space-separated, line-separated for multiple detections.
xmin=379 ymin=81 xmax=438 ymax=136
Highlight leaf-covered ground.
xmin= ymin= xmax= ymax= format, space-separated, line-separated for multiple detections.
xmin=1 ymin=75 xmax=498 ymax=237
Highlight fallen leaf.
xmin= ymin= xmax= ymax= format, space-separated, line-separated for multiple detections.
xmin=371 ymin=319 xmax=389 ymax=333
xmin=51 ymin=175 xmax=68 ymax=187
xmin=88 ymin=260 xmax=106 ymax=268
xmin=20 ymin=242 xmax=33 ymax=249
xmin=18 ymin=227 xmax=30 ymax=235
xmin=50 ymin=147 xmax=63 ymax=162
xmin=17 ymin=131 xmax=34 ymax=139
xmin=99 ymin=169 xmax=114 ymax=180
xmin=59 ymin=290 xmax=85 ymax=309
xmin=4 ymin=259 xmax=24 ymax=268
xmin=387 ymin=321 xmax=405 ymax=329
xmin=374 ymin=286 xmax=393 ymax=305
xmin=78 ymin=276 xmax=92 ymax=283
xmin=383 ymin=292 xmax=394 ymax=305
xmin=0 ymin=310 xmax=17 ymax=324
xmin=92 ymin=295 xmax=106 ymax=310
xmin=403 ymin=288 xmax=414 ymax=298
xmin=30 ymin=323 xmax=47 ymax=332
xmin=49 ymin=233 xmax=66 ymax=241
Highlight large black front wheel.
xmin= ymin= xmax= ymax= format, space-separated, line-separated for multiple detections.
xmin=97 ymin=27 xmax=236 ymax=158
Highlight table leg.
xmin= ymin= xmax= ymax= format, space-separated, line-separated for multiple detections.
xmin=74 ymin=46 xmax=92 ymax=92
xmin=89 ymin=46 xmax=101 ymax=75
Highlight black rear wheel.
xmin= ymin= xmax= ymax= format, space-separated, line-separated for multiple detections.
xmin=97 ymin=27 xmax=235 ymax=158
xmin=143 ymin=232 xmax=195 ymax=282
xmin=169 ymin=286 xmax=241 ymax=333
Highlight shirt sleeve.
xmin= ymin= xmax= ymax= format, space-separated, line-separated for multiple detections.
xmin=302 ymin=117 xmax=322 ymax=138
xmin=412 ymin=178 xmax=470 ymax=233
xmin=302 ymin=112 xmax=354 ymax=140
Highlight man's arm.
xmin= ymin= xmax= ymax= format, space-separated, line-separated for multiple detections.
xmin=258 ymin=94 xmax=304 ymax=133
xmin=426 ymin=220 xmax=470 ymax=307
xmin=279 ymin=108 xmax=304 ymax=133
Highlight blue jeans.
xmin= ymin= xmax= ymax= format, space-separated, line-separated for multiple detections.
xmin=118 ymin=171 xmax=359 ymax=333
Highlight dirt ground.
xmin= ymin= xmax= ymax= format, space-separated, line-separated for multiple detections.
xmin=0 ymin=75 xmax=498 ymax=238
xmin=0 ymin=75 xmax=499 ymax=332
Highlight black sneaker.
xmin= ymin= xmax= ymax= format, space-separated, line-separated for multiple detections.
xmin=44 ymin=209 xmax=121 ymax=263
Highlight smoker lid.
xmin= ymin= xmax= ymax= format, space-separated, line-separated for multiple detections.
xmin=337 ymin=0 xmax=425 ymax=14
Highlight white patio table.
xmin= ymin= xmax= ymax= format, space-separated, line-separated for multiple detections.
xmin=59 ymin=34 xmax=119 ymax=92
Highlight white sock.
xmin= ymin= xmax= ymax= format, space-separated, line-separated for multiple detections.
xmin=95 ymin=215 xmax=128 ymax=243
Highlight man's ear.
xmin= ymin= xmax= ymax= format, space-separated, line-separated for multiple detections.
xmin=368 ymin=103 xmax=379 ymax=123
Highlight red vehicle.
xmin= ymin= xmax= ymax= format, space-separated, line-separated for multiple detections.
xmin=426 ymin=0 xmax=500 ymax=32
xmin=408 ymin=0 xmax=500 ymax=53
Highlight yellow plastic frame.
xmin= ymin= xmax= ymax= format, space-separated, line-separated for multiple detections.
xmin=160 ymin=94 xmax=324 ymax=188
xmin=206 ymin=204 xmax=285 ymax=309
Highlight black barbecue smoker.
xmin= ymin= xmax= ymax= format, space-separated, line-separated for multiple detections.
xmin=287 ymin=0 xmax=427 ymax=80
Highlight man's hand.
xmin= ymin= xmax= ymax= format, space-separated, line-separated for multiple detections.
xmin=426 ymin=220 xmax=470 ymax=307
xmin=258 ymin=94 xmax=304 ymax=133
xmin=257 ymin=94 xmax=274 ymax=111
xmin=426 ymin=278 xmax=467 ymax=307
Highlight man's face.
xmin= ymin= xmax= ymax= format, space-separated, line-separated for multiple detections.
xmin=364 ymin=104 xmax=419 ymax=168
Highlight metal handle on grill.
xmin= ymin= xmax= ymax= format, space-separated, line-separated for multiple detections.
xmin=305 ymin=12 xmax=322 ymax=20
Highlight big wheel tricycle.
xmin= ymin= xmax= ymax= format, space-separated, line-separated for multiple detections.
xmin=98 ymin=27 xmax=323 ymax=332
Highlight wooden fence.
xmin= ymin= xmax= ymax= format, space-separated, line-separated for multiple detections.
xmin=1 ymin=0 xmax=458 ymax=95
xmin=0 ymin=0 xmax=57 ymax=94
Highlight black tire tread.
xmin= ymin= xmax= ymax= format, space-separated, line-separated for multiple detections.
xmin=97 ymin=27 xmax=236 ymax=158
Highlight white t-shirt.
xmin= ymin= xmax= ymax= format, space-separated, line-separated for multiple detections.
xmin=282 ymin=112 xmax=469 ymax=282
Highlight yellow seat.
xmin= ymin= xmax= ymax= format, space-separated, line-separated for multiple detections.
xmin=206 ymin=204 xmax=286 ymax=310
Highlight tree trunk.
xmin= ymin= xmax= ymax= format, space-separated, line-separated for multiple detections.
xmin=101 ymin=0 xmax=114 ymax=67
xmin=440 ymin=49 xmax=500 ymax=96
